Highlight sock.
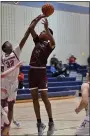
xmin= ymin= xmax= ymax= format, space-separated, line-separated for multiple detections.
xmin=49 ymin=118 xmax=53 ymax=123
xmin=37 ymin=119 xmax=41 ymax=124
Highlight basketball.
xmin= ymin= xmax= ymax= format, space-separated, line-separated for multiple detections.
xmin=42 ymin=4 xmax=54 ymax=17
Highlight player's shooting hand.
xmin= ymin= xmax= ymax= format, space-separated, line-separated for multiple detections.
xmin=40 ymin=14 xmax=46 ymax=18
xmin=41 ymin=18 xmax=48 ymax=30
xmin=30 ymin=14 xmax=46 ymax=29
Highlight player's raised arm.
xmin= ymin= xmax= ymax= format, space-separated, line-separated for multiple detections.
xmin=19 ymin=24 xmax=32 ymax=50
xmin=30 ymin=14 xmax=45 ymax=40
xmin=18 ymin=14 xmax=45 ymax=50
xmin=42 ymin=18 xmax=55 ymax=48
xmin=19 ymin=14 xmax=45 ymax=50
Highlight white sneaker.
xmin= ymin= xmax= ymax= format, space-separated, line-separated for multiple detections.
xmin=13 ymin=120 xmax=20 ymax=128
xmin=37 ymin=122 xmax=46 ymax=136
xmin=47 ymin=122 xmax=55 ymax=136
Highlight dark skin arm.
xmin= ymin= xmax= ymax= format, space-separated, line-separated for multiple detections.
xmin=30 ymin=14 xmax=46 ymax=39
xmin=19 ymin=24 xmax=32 ymax=50
xmin=19 ymin=14 xmax=45 ymax=50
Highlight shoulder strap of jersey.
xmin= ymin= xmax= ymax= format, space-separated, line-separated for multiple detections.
xmin=12 ymin=50 xmax=19 ymax=61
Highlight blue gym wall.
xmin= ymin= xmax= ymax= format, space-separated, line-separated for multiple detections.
xmin=1 ymin=2 xmax=89 ymax=65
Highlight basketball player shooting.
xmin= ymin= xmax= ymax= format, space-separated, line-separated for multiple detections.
xmin=1 ymin=21 xmax=35 ymax=135
xmin=75 ymin=56 xmax=90 ymax=135
xmin=28 ymin=14 xmax=55 ymax=136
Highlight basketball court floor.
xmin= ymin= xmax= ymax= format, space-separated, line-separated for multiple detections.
xmin=10 ymin=97 xmax=85 ymax=135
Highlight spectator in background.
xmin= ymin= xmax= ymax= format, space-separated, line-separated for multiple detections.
xmin=56 ymin=61 xmax=69 ymax=77
xmin=50 ymin=62 xmax=68 ymax=77
xmin=50 ymin=64 xmax=60 ymax=77
xmin=18 ymin=66 xmax=25 ymax=89
xmin=68 ymin=55 xmax=76 ymax=64
xmin=50 ymin=55 xmax=69 ymax=77
xmin=67 ymin=54 xmax=81 ymax=71
xmin=50 ymin=54 xmax=59 ymax=66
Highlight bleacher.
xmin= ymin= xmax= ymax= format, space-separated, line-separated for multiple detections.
xmin=77 ymin=67 xmax=87 ymax=77
xmin=17 ymin=65 xmax=88 ymax=100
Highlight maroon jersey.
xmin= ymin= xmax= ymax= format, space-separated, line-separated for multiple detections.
xmin=30 ymin=35 xmax=55 ymax=67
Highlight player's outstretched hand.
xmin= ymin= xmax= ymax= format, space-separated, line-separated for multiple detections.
xmin=30 ymin=14 xmax=46 ymax=29
xmin=41 ymin=18 xmax=48 ymax=30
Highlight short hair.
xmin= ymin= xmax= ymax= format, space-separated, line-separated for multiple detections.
xmin=48 ymin=28 xmax=53 ymax=35
xmin=2 ymin=41 xmax=9 ymax=51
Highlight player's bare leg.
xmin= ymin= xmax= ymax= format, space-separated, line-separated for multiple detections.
xmin=2 ymin=125 xmax=10 ymax=136
xmin=1 ymin=105 xmax=10 ymax=136
xmin=40 ymin=90 xmax=53 ymax=119
xmin=31 ymin=89 xmax=46 ymax=136
xmin=1 ymin=100 xmax=10 ymax=135
xmin=3 ymin=105 xmax=20 ymax=128
xmin=40 ymin=90 xmax=55 ymax=136
xmin=3 ymin=101 xmax=15 ymax=136
xmin=8 ymin=101 xmax=15 ymax=124
xmin=31 ymin=89 xmax=41 ymax=119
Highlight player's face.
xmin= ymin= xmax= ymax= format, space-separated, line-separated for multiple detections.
xmin=4 ymin=42 xmax=13 ymax=54
xmin=39 ymin=31 xmax=49 ymax=41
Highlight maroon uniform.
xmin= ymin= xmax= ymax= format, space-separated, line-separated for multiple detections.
xmin=28 ymin=35 xmax=55 ymax=90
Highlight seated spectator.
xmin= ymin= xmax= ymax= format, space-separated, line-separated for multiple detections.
xmin=56 ymin=61 xmax=69 ymax=77
xmin=67 ymin=55 xmax=81 ymax=71
xmin=50 ymin=54 xmax=59 ymax=66
xmin=68 ymin=55 xmax=76 ymax=64
xmin=50 ymin=64 xmax=60 ymax=77
xmin=18 ymin=66 xmax=25 ymax=89
xmin=50 ymin=63 xmax=68 ymax=77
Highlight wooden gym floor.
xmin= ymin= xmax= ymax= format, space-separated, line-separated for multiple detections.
xmin=10 ymin=97 xmax=85 ymax=135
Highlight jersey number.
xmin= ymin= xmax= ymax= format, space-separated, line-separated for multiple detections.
xmin=6 ymin=60 xmax=14 ymax=68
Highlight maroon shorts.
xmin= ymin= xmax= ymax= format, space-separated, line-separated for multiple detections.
xmin=28 ymin=68 xmax=48 ymax=91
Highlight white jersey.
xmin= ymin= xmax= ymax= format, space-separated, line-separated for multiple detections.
xmin=2 ymin=45 xmax=21 ymax=82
